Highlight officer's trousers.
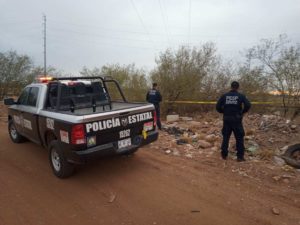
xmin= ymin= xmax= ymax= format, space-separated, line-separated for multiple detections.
xmin=154 ymin=104 xmax=162 ymax=129
xmin=221 ymin=121 xmax=245 ymax=159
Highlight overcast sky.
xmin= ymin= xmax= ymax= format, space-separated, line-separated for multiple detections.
xmin=0 ymin=0 xmax=299 ymax=74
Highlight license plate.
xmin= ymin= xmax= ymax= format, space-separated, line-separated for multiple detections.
xmin=118 ymin=138 xmax=131 ymax=149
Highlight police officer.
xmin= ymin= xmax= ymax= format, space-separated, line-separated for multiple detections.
xmin=216 ymin=81 xmax=251 ymax=162
xmin=146 ymin=83 xmax=162 ymax=130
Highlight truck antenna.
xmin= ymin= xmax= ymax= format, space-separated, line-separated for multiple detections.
xmin=43 ymin=14 xmax=47 ymax=76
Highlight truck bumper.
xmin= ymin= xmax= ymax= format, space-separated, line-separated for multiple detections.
xmin=67 ymin=130 xmax=159 ymax=164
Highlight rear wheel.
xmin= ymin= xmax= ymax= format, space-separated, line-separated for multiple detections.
xmin=8 ymin=120 xmax=25 ymax=143
xmin=49 ymin=140 xmax=75 ymax=178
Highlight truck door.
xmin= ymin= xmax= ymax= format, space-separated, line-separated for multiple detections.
xmin=17 ymin=87 xmax=41 ymax=144
xmin=12 ymin=87 xmax=30 ymax=135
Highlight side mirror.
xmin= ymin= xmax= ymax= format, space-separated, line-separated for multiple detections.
xmin=4 ymin=98 xmax=16 ymax=106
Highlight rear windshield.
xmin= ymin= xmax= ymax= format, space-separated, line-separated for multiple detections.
xmin=46 ymin=82 xmax=110 ymax=111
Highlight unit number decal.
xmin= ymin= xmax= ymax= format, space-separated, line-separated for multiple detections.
xmin=119 ymin=129 xmax=130 ymax=139
xmin=23 ymin=119 xmax=32 ymax=130
xmin=46 ymin=118 xmax=54 ymax=130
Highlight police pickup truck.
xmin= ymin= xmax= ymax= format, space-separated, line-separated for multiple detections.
xmin=4 ymin=76 xmax=158 ymax=178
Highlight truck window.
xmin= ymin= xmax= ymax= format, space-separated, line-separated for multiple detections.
xmin=27 ymin=87 xmax=39 ymax=107
xmin=18 ymin=87 xmax=30 ymax=105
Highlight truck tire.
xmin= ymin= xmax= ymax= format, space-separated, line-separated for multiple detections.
xmin=282 ymin=144 xmax=300 ymax=169
xmin=49 ymin=140 xmax=75 ymax=178
xmin=8 ymin=120 xmax=25 ymax=143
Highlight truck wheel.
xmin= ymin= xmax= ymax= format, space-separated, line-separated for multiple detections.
xmin=49 ymin=140 xmax=75 ymax=178
xmin=8 ymin=120 xmax=25 ymax=143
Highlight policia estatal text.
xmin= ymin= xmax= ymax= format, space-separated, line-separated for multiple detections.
xmin=216 ymin=81 xmax=251 ymax=162
xmin=146 ymin=83 xmax=162 ymax=130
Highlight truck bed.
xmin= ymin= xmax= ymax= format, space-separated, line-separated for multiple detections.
xmin=47 ymin=101 xmax=151 ymax=116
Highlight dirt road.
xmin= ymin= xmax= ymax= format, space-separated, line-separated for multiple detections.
xmin=0 ymin=121 xmax=299 ymax=225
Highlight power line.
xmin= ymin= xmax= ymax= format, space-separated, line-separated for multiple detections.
xmin=47 ymin=19 xmax=148 ymax=36
xmin=46 ymin=34 xmax=161 ymax=51
xmin=0 ymin=20 xmax=39 ymax=26
xmin=47 ymin=18 xmax=299 ymax=40
xmin=47 ymin=26 xmax=157 ymax=43
xmin=130 ymin=0 xmax=155 ymax=49
xmin=158 ymin=0 xmax=170 ymax=45
xmin=161 ymin=0 xmax=172 ymax=42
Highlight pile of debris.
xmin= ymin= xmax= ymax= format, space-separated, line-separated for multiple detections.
xmin=159 ymin=115 xmax=222 ymax=159
xmin=153 ymin=113 xmax=299 ymax=167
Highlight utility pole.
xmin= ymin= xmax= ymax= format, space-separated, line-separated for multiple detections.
xmin=188 ymin=0 xmax=191 ymax=46
xmin=43 ymin=14 xmax=47 ymax=76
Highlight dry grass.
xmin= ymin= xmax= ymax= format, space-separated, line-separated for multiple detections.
xmin=256 ymin=149 xmax=275 ymax=160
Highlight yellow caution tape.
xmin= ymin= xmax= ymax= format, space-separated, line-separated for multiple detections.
xmin=164 ymin=101 xmax=278 ymax=105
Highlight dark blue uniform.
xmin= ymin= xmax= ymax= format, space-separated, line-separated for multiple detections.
xmin=146 ymin=89 xmax=162 ymax=129
xmin=216 ymin=90 xmax=251 ymax=159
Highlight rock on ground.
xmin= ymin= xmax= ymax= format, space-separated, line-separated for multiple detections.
xmin=198 ymin=140 xmax=212 ymax=149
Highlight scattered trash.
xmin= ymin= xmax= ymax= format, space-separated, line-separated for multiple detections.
xmin=190 ymin=210 xmax=200 ymax=213
xmin=211 ymin=146 xmax=218 ymax=152
xmin=246 ymin=128 xmax=255 ymax=136
xmin=166 ymin=114 xmax=179 ymax=123
xmin=271 ymin=207 xmax=280 ymax=215
xmin=180 ymin=116 xmax=193 ymax=121
xmin=281 ymin=165 xmax=295 ymax=172
xmin=177 ymin=139 xmax=189 ymax=145
xmin=273 ymin=156 xmax=286 ymax=167
xmin=246 ymin=141 xmax=259 ymax=154
xmin=282 ymin=178 xmax=290 ymax=184
xmin=185 ymin=153 xmax=193 ymax=158
xmin=205 ymin=134 xmax=217 ymax=143
xmin=172 ymin=149 xmax=181 ymax=156
xmin=108 ymin=192 xmax=117 ymax=203
xmin=151 ymin=113 xmax=299 ymax=180
xmin=281 ymin=145 xmax=289 ymax=152
xmin=272 ymin=176 xmax=281 ymax=181
xmin=165 ymin=150 xmax=172 ymax=154
xmin=197 ymin=140 xmax=212 ymax=149
xmin=245 ymin=136 xmax=253 ymax=141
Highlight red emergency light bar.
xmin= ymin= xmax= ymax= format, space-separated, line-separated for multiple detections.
xmin=37 ymin=76 xmax=53 ymax=83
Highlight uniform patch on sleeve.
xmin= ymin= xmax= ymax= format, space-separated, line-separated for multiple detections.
xmin=60 ymin=130 xmax=69 ymax=144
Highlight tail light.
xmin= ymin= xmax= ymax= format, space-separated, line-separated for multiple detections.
xmin=71 ymin=124 xmax=86 ymax=145
xmin=153 ymin=110 xmax=157 ymax=128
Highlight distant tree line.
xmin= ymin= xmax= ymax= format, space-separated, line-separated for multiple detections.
xmin=80 ymin=64 xmax=148 ymax=102
xmin=1 ymin=35 xmax=299 ymax=116
xmin=0 ymin=51 xmax=62 ymax=99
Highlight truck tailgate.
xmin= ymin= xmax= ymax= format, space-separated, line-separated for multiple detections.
xmin=83 ymin=106 xmax=156 ymax=148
